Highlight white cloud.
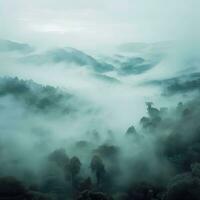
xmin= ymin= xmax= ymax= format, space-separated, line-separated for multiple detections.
xmin=0 ymin=0 xmax=198 ymax=49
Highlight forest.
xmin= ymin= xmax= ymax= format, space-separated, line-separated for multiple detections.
xmin=0 ymin=1 xmax=199 ymax=196
xmin=0 ymin=77 xmax=200 ymax=200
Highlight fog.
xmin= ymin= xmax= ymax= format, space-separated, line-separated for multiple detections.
xmin=0 ymin=38 xmax=200 ymax=200
xmin=0 ymin=1 xmax=200 ymax=199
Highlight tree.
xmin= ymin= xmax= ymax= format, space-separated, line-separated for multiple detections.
xmin=48 ymin=148 xmax=69 ymax=169
xmin=77 ymin=190 xmax=112 ymax=200
xmin=140 ymin=117 xmax=151 ymax=128
xmin=0 ymin=177 xmax=27 ymax=198
xmin=94 ymin=145 xmax=119 ymax=161
xmin=191 ymin=163 xmax=200 ymax=178
xmin=78 ymin=177 xmax=92 ymax=192
xmin=165 ymin=173 xmax=200 ymax=200
xmin=125 ymin=125 xmax=138 ymax=137
xmin=67 ymin=156 xmax=81 ymax=185
xmin=90 ymin=155 xmax=105 ymax=186
xmin=146 ymin=102 xmax=159 ymax=118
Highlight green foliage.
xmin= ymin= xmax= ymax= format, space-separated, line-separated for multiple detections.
xmin=77 ymin=190 xmax=112 ymax=200
xmin=0 ymin=77 xmax=74 ymax=115
xmin=48 ymin=148 xmax=69 ymax=169
xmin=68 ymin=156 xmax=81 ymax=179
xmin=90 ymin=155 xmax=106 ymax=185
xmin=165 ymin=173 xmax=200 ymax=200
xmin=0 ymin=176 xmax=27 ymax=197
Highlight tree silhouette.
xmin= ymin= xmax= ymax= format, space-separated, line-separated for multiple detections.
xmin=67 ymin=156 xmax=81 ymax=186
xmin=48 ymin=148 xmax=69 ymax=169
xmin=90 ymin=155 xmax=105 ymax=186
xmin=125 ymin=125 xmax=138 ymax=136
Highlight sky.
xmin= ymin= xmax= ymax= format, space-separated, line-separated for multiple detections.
xmin=0 ymin=0 xmax=198 ymax=49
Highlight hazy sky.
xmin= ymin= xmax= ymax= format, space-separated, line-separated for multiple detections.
xmin=0 ymin=0 xmax=197 ymax=49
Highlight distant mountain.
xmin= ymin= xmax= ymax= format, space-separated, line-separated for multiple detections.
xmin=100 ymin=43 xmax=167 ymax=76
xmin=92 ymin=73 xmax=120 ymax=84
xmin=0 ymin=39 xmax=33 ymax=53
xmin=117 ymin=56 xmax=160 ymax=75
xmin=21 ymin=47 xmax=114 ymax=73
xmin=147 ymin=73 xmax=200 ymax=95
xmin=103 ymin=54 xmax=161 ymax=75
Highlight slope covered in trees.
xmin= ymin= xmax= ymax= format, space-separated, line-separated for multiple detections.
xmin=0 ymin=77 xmax=200 ymax=200
xmin=0 ymin=77 xmax=79 ymax=115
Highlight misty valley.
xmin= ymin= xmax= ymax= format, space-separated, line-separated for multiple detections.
xmin=0 ymin=39 xmax=200 ymax=200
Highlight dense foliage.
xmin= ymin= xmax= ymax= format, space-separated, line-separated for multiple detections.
xmin=0 ymin=77 xmax=200 ymax=200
